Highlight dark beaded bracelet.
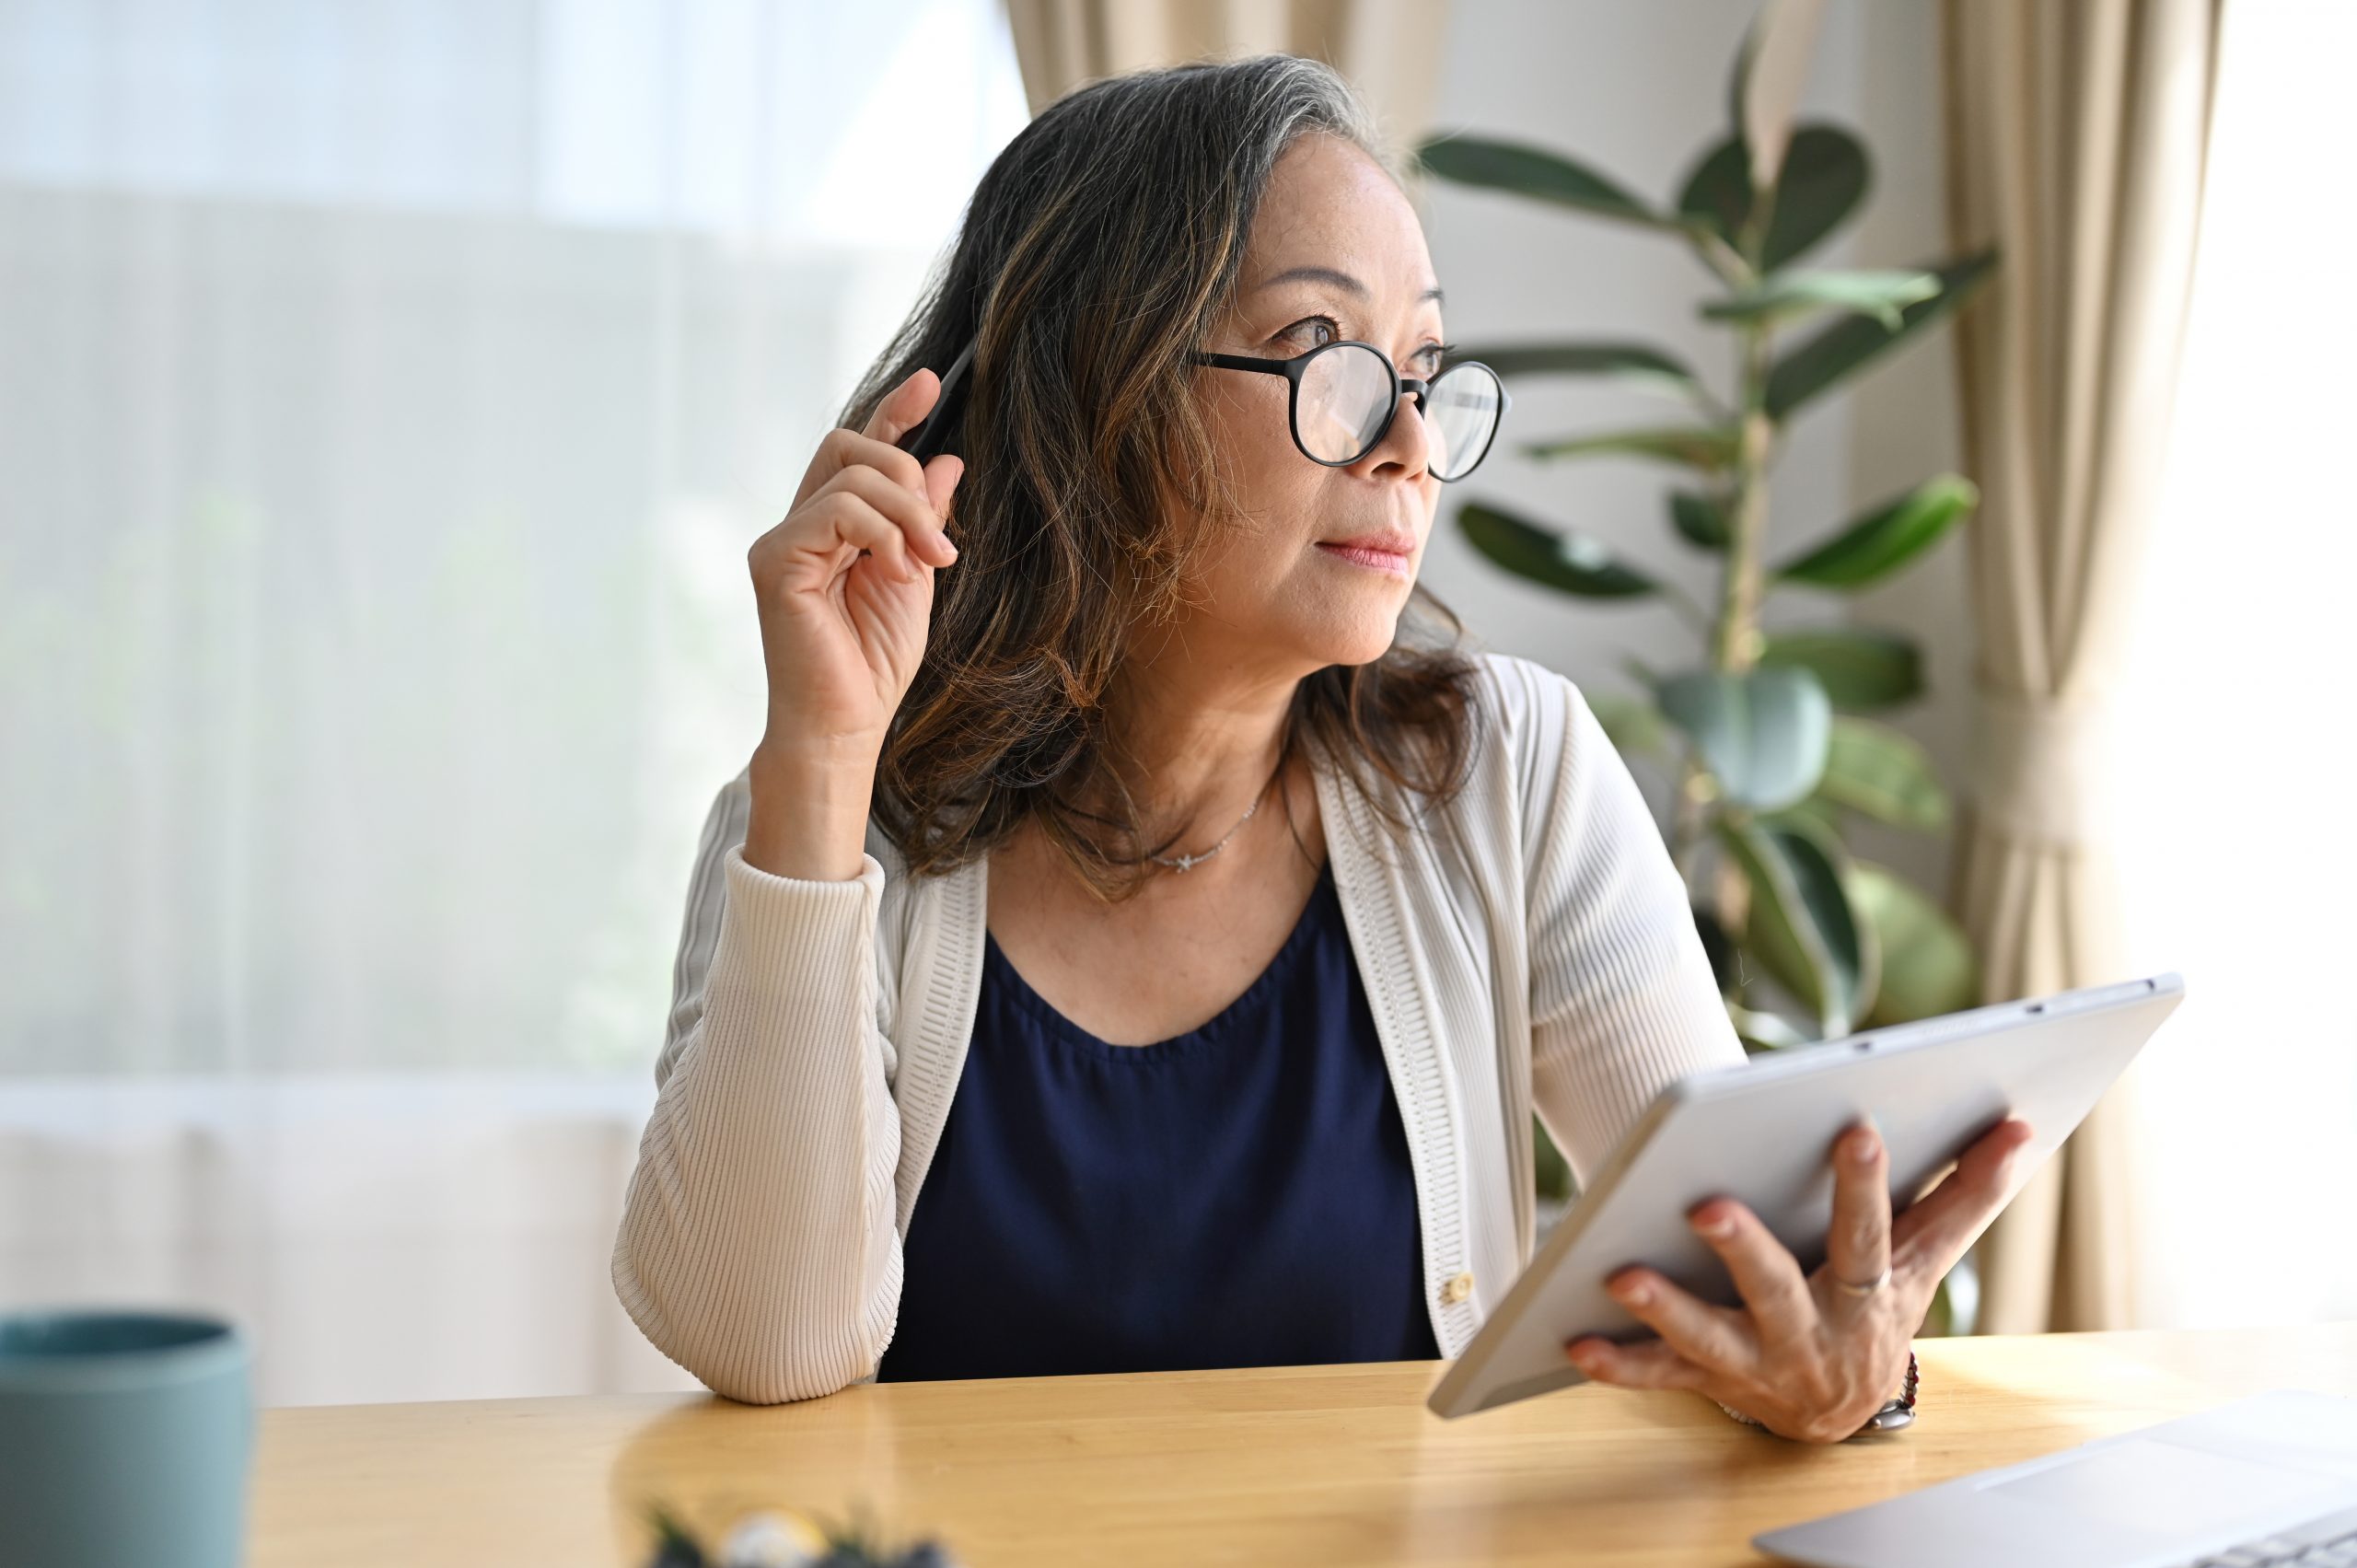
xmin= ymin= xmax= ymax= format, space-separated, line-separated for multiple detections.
xmin=1716 ymin=1349 xmax=1920 ymax=1436
xmin=1857 ymin=1348 xmax=1921 ymax=1433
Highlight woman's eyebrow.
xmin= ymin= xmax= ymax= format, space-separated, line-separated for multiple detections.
xmin=1255 ymin=264 xmax=1446 ymax=307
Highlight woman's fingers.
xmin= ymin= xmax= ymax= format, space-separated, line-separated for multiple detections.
xmin=923 ymin=451 xmax=966 ymax=523
xmin=1563 ymin=1334 xmax=1710 ymax=1391
xmin=1596 ymin=1266 xmax=1759 ymax=1380
xmin=1686 ymin=1197 xmax=1815 ymax=1349
xmin=787 ymin=372 xmax=940 ymax=513
xmin=862 ymin=365 xmax=940 ymax=446
xmin=803 ymin=489 xmax=918 ymax=583
xmin=1893 ymin=1117 xmax=2035 ymax=1275
xmin=815 ymin=461 xmax=959 ymax=569
xmin=861 ymin=368 xmax=967 ymax=523
xmin=1822 ymin=1119 xmax=1894 ymax=1301
xmin=792 ymin=424 xmax=931 ymax=512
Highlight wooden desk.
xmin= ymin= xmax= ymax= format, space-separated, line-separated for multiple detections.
xmin=250 ymin=1322 xmax=2357 ymax=1566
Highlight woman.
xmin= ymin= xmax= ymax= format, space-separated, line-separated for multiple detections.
xmin=610 ymin=54 xmax=2030 ymax=1441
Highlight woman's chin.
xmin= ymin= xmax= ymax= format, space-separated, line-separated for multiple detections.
xmin=1310 ymin=610 xmax=1411 ymax=668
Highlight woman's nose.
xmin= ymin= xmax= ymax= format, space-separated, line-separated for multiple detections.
xmin=1353 ymin=389 xmax=1433 ymax=479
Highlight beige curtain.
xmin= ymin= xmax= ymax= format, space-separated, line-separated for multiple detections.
xmin=1001 ymin=0 xmax=1451 ymax=155
xmin=1939 ymin=0 xmax=2223 ymax=1334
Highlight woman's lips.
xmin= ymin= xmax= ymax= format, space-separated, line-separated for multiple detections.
xmin=1316 ymin=541 xmax=1412 ymax=575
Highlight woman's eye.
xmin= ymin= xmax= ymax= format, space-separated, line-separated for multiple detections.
xmin=1281 ymin=318 xmax=1447 ymax=369
xmin=1284 ymin=314 xmax=1340 ymax=349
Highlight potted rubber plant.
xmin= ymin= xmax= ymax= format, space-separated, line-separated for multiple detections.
xmin=1417 ymin=1 xmax=1995 ymax=1331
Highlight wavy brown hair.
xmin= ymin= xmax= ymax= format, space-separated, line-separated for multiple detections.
xmin=839 ymin=53 xmax=1480 ymax=901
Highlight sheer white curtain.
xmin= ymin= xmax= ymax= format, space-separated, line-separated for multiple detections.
xmin=0 ymin=0 xmax=1029 ymax=1404
xmin=2109 ymin=0 xmax=2357 ymax=1330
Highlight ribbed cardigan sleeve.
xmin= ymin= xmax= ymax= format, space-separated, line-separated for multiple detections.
xmin=1521 ymin=665 xmax=1748 ymax=1190
xmin=610 ymin=774 xmax=903 ymax=1404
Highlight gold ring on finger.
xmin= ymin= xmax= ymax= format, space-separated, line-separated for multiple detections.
xmin=1831 ymin=1264 xmax=1892 ymax=1298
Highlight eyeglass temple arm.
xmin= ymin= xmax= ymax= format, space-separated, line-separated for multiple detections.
xmin=899 ymin=339 xmax=978 ymax=460
xmin=1190 ymin=351 xmax=1295 ymax=377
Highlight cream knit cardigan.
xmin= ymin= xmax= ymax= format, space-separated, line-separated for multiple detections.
xmin=612 ymin=650 xmax=1747 ymax=1405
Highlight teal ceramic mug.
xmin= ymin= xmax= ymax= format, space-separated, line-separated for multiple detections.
xmin=0 ymin=1309 xmax=253 ymax=1568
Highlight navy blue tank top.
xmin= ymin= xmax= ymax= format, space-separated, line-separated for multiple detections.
xmin=875 ymin=857 xmax=1439 ymax=1381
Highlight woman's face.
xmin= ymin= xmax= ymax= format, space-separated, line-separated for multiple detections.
xmin=1178 ymin=132 xmax=1447 ymax=671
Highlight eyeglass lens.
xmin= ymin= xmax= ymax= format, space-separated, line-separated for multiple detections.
xmin=1295 ymin=343 xmax=1501 ymax=480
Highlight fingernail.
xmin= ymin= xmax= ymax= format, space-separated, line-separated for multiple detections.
xmin=1849 ymin=1126 xmax=1880 ymax=1165
xmin=1694 ymin=1208 xmax=1733 ymax=1237
xmin=939 ymin=535 xmax=958 ymax=561
xmin=1614 ymin=1278 xmax=1652 ymax=1306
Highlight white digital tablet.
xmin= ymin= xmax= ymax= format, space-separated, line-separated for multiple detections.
xmin=1426 ymin=972 xmax=2185 ymax=1420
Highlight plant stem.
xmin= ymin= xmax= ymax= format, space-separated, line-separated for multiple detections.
xmin=1714 ymin=321 xmax=1775 ymax=675
xmin=1706 ymin=261 xmax=1772 ymax=943
xmin=1685 ymin=223 xmax=1752 ymax=293
xmin=1670 ymin=754 xmax=1713 ymax=885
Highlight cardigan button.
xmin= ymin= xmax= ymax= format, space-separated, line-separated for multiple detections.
xmin=1440 ymin=1270 xmax=1474 ymax=1306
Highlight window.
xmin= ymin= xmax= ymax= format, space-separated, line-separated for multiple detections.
xmin=0 ymin=0 xmax=1032 ymax=1075
xmin=2109 ymin=0 xmax=2357 ymax=1328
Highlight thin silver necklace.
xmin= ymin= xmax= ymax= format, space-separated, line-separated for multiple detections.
xmin=1145 ymin=756 xmax=1287 ymax=873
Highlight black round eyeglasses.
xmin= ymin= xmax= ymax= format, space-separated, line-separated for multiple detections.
xmin=1188 ymin=340 xmax=1509 ymax=482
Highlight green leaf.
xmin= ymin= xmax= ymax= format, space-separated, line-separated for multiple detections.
xmin=1759 ymin=628 xmax=1923 ymax=710
xmin=1446 ymin=341 xmax=1704 ymax=403
xmin=1817 ymin=716 xmax=1949 ymax=830
xmin=1676 ymin=125 xmax=1872 ymax=271
xmin=1587 ymin=690 xmax=1671 ymax=761
xmin=1678 ymin=135 xmax=1753 ymax=245
xmin=1728 ymin=1001 xmax=1811 ymax=1052
xmin=1760 ymin=795 xmax=1842 ymax=840
xmin=1775 ymin=474 xmax=1978 ymax=588
xmin=1847 ymin=861 xmax=1978 ymax=1025
xmin=1669 ymin=491 xmax=1730 ymax=550
xmin=1534 ymin=1113 xmax=1573 ymax=1202
xmin=1655 ymin=666 xmax=1832 ymax=810
xmin=1458 ymin=502 xmax=1660 ymax=598
xmin=1767 ymin=249 xmax=2000 ymax=420
xmin=1718 ymin=815 xmax=1875 ymax=1039
xmin=1923 ymin=1273 xmax=1956 ymax=1338
xmin=1413 ymin=134 xmax=1668 ymax=227
xmin=644 ymin=1504 xmax=709 ymax=1566
xmin=1705 ymin=269 xmax=1941 ymax=331
xmin=1523 ymin=425 xmax=1742 ymax=470
xmin=1694 ymin=904 xmax=1743 ymax=996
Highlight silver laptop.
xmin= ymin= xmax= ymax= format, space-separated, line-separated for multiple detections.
xmin=1755 ymin=1388 xmax=2357 ymax=1568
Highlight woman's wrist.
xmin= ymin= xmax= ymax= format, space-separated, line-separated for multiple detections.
xmin=1714 ymin=1348 xmax=1920 ymax=1436
xmin=745 ymin=741 xmax=880 ymax=881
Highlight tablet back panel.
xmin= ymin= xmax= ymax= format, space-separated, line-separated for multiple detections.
xmin=1426 ymin=973 xmax=2183 ymax=1419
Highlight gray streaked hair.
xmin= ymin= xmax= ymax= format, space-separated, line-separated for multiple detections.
xmin=847 ymin=53 xmax=1476 ymax=898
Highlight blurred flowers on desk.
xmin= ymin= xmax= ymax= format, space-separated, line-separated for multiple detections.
xmin=644 ymin=1501 xmax=963 ymax=1568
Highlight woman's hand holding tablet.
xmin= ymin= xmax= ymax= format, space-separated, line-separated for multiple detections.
xmin=1564 ymin=1113 xmax=2035 ymax=1444
xmin=1424 ymin=973 xmax=2181 ymax=1431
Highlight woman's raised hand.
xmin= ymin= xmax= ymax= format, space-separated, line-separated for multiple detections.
xmin=738 ymin=370 xmax=962 ymax=881
xmin=747 ymin=368 xmax=965 ymax=764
